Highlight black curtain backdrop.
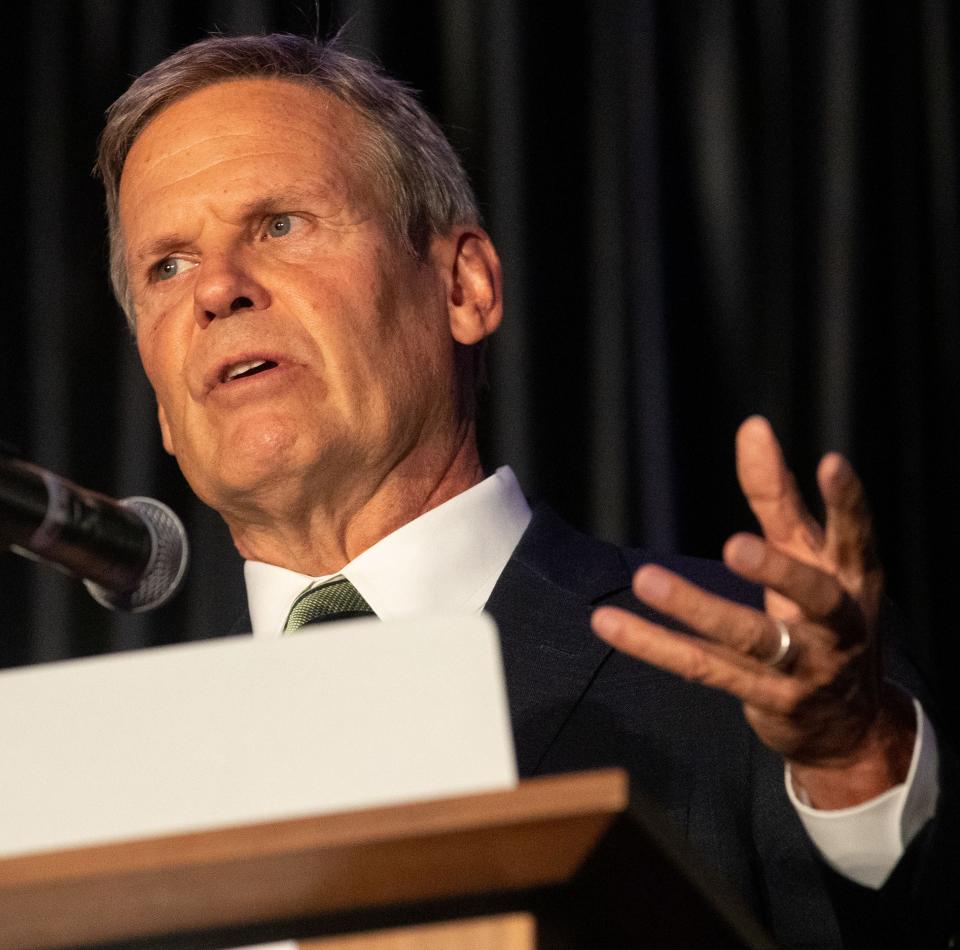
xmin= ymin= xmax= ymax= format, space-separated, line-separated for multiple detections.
xmin=1 ymin=1 xmax=957 ymax=737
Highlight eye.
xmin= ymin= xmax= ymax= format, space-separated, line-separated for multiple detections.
xmin=153 ymin=257 xmax=195 ymax=281
xmin=265 ymin=213 xmax=294 ymax=238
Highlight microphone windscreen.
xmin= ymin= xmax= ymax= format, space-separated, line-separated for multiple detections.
xmin=84 ymin=497 xmax=189 ymax=613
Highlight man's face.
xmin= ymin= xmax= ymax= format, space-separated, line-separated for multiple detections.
xmin=120 ymin=79 xmax=461 ymax=520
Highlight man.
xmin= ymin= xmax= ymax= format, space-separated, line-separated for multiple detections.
xmin=96 ymin=34 xmax=954 ymax=948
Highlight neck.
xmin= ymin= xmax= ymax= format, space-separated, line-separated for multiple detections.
xmin=224 ymin=423 xmax=485 ymax=575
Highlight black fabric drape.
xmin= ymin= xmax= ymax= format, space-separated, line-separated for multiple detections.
xmin=1 ymin=0 xmax=957 ymax=738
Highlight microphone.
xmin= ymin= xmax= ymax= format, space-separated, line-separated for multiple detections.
xmin=0 ymin=455 xmax=189 ymax=612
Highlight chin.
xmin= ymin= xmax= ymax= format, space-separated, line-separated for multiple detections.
xmin=179 ymin=415 xmax=306 ymax=504
xmin=235 ymin=411 xmax=303 ymax=454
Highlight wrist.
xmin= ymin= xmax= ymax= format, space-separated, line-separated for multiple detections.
xmin=789 ymin=685 xmax=916 ymax=809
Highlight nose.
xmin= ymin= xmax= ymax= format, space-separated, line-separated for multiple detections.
xmin=193 ymin=251 xmax=270 ymax=327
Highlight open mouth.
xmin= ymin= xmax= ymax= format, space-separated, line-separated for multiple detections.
xmin=221 ymin=359 xmax=279 ymax=383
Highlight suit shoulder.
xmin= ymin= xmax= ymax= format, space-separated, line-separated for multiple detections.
xmin=617 ymin=547 xmax=763 ymax=609
xmin=513 ymin=503 xmax=762 ymax=609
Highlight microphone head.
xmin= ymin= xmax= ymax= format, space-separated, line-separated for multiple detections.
xmin=84 ymin=497 xmax=189 ymax=613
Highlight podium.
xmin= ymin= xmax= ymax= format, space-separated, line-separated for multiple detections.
xmin=0 ymin=769 xmax=774 ymax=950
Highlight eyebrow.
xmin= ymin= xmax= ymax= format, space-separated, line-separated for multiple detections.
xmin=129 ymin=185 xmax=339 ymax=266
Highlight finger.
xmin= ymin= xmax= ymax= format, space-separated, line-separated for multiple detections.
xmin=723 ymin=532 xmax=841 ymax=617
xmin=592 ymin=605 xmax=799 ymax=714
xmin=723 ymin=533 xmax=865 ymax=647
xmin=817 ymin=453 xmax=884 ymax=623
xmin=631 ymin=564 xmax=784 ymax=663
xmin=735 ymin=416 xmax=824 ymax=554
xmin=818 ymin=452 xmax=880 ymax=577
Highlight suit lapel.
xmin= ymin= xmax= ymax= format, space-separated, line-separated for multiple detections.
xmin=485 ymin=505 xmax=636 ymax=776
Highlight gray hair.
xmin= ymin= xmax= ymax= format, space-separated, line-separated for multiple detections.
xmin=96 ymin=33 xmax=481 ymax=329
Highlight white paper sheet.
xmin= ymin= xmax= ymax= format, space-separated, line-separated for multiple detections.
xmin=0 ymin=613 xmax=516 ymax=857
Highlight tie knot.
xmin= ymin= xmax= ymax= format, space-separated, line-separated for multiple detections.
xmin=283 ymin=577 xmax=374 ymax=632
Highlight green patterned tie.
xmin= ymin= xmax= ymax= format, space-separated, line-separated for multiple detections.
xmin=283 ymin=577 xmax=374 ymax=632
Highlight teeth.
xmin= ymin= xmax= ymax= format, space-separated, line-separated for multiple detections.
xmin=224 ymin=359 xmax=267 ymax=382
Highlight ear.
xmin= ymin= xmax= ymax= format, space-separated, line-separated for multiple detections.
xmin=157 ymin=403 xmax=176 ymax=456
xmin=433 ymin=228 xmax=503 ymax=345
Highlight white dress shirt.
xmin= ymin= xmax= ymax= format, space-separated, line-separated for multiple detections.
xmin=245 ymin=466 xmax=532 ymax=635
xmin=244 ymin=465 xmax=937 ymax=888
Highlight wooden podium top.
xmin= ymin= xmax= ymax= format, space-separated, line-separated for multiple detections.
xmin=0 ymin=770 xmax=628 ymax=950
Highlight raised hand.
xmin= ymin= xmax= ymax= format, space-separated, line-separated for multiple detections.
xmin=591 ymin=416 xmax=915 ymax=807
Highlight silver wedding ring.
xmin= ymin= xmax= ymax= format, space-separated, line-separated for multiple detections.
xmin=764 ymin=619 xmax=793 ymax=668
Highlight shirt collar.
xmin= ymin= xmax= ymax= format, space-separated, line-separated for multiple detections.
xmin=243 ymin=466 xmax=531 ymax=636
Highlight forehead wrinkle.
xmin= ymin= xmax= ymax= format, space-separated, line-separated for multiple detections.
xmin=129 ymin=129 xmax=257 ymax=172
xmin=123 ymin=78 xmax=374 ymax=201
xmin=126 ymin=149 xmax=345 ymax=200
xmin=129 ymin=103 xmax=365 ymax=184
xmin=128 ymin=77 xmax=366 ymax=166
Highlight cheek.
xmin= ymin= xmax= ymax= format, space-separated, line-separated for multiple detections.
xmin=137 ymin=315 xmax=187 ymax=413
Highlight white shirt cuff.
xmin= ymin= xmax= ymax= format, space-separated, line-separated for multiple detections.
xmin=785 ymin=697 xmax=939 ymax=889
